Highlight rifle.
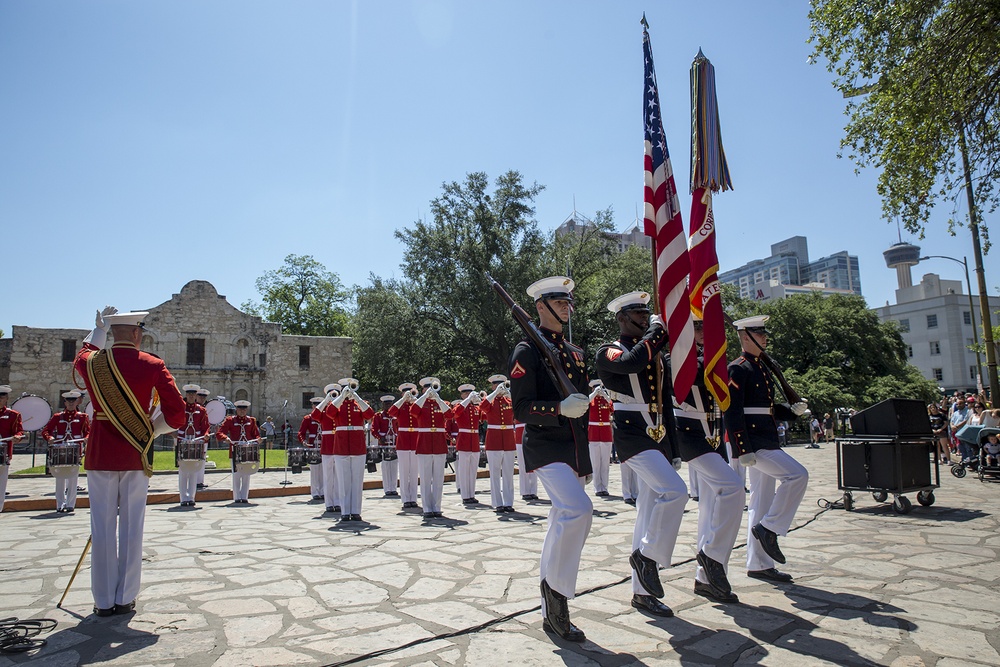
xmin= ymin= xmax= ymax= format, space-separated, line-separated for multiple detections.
xmin=724 ymin=313 xmax=802 ymax=405
xmin=485 ymin=272 xmax=577 ymax=399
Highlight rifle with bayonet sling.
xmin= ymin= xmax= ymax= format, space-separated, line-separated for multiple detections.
xmin=485 ymin=272 xmax=577 ymax=399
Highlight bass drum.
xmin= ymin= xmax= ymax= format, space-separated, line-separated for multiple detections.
xmin=205 ymin=399 xmax=228 ymax=425
xmin=11 ymin=395 xmax=52 ymax=432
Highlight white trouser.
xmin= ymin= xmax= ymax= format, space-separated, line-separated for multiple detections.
xmin=178 ymin=461 xmax=200 ymax=503
xmin=589 ymin=441 xmax=612 ymax=494
xmin=689 ymin=452 xmax=745 ymax=584
xmin=726 ymin=441 xmax=747 ymax=487
xmin=197 ymin=442 xmax=207 ymax=485
xmin=534 ymin=462 xmax=592 ymax=610
xmin=322 ymin=454 xmax=339 ymax=508
xmin=397 ymin=450 xmax=419 ymax=503
xmin=620 ymin=457 xmax=638 ymax=500
xmin=456 ymin=451 xmax=478 ymax=500
xmin=309 ymin=459 xmax=324 ymax=497
xmin=232 ymin=466 xmax=253 ymax=501
xmin=515 ymin=443 xmax=537 ymax=497
xmin=381 ymin=457 xmax=399 ymax=494
xmin=624 ymin=450 xmax=688 ymax=594
xmin=0 ymin=464 xmax=8 ymax=512
xmin=334 ymin=454 xmax=365 ymax=516
xmin=88 ymin=470 xmax=148 ymax=610
xmin=53 ymin=467 xmax=80 ymax=509
xmin=486 ymin=450 xmax=515 ymax=508
xmin=418 ymin=454 xmax=446 ymax=513
xmin=746 ymin=448 xmax=809 ymax=571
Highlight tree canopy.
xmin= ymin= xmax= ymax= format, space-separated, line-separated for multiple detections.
xmin=809 ymin=0 xmax=1000 ymax=242
xmin=242 ymin=254 xmax=350 ymax=337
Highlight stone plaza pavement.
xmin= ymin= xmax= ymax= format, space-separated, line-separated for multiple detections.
xmin=1 ymin=445 xmax=998 ymax=667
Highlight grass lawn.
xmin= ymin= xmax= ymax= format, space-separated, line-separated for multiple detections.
xmin=13 ymin=446 xmax=291 ymax=475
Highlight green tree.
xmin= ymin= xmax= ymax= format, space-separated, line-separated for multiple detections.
xmin=808 ymin=0 xmax=1000 ymax=240
xmin=242 ymin=254 xmax=350 ymax=336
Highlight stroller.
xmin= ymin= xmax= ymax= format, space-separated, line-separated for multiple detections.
xmin=951 ymin=424 xmax=982 ymax=478
xmin=976 ymin=427 xmax=1000 ymax=482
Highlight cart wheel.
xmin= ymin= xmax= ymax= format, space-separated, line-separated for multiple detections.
xmin=916 ymin=490 xmax=935 ymax=506
xmin=842 ymin=493 xmax=853 ymax=511
xmin=892 ymin=496 xmax=912 ymax=514
xmin=871 ymin=490 xmax=888 ymax=503
xmin=951 ymin=464 xmax=967 ymax=478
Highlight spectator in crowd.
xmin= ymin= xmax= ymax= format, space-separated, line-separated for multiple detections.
xmin=928 ymin=403 xmax=950 ymax=464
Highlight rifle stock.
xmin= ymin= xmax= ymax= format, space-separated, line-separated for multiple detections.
xmin=486 ymin=272 xmax=578 ymax=399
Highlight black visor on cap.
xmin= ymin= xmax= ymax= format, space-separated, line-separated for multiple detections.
xmin=537 ymin=291 xmax=573 ymax=303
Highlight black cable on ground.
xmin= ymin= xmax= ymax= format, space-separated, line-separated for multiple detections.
xmin=319 ymin=504 xmax=836 ymax=667
xmin=0 ymin=617 xmax=57 ymax=654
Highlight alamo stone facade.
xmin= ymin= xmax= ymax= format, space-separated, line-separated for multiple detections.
xmin=0 ymin=280 xmax=351 ymax=424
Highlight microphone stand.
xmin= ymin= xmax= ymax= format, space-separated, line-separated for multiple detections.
xmin=279 ymin=399 xmax=292 ymax=486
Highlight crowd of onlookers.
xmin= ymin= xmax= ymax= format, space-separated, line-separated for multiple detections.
xmin=927 ymin=391 xmax=1000 ymax=465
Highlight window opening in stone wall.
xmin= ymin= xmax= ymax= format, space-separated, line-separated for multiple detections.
xmin=926 ymin=314 xmax=938 ymax=329
xmin=61 ymin=339 xmax=76 ymax=362
xmin=187 ymin=338 xmax=205 ymax=365
xmin=302 ymin=392 xmax=315 ymax=409
xmin=299 ymin=346 xmax=310 ymax=369
xmin=259 ymin=353 xmax=267 ymax=367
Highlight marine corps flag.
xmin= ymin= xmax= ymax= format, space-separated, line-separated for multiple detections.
xmin=688 ymin=49 xmax=732 ymax=410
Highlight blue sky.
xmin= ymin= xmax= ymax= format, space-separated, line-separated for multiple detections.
xmin=2 ymin=0 xmax=995 ymax=333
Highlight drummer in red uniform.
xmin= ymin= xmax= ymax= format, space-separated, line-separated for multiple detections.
xmin=414 ymin=376 xmax=454 ymax=518
xmin=175 ymin=384 xmax=210 ymax=507
xmin=388 ymin=382 xmax=420 ymax=509
xmin=481 ymin=374 xmax=516 ymax=513
xmin=0 ymin=385 xmax=27 ymax=513
xmin=74 ymin=308 xmax=187 ymax=616
xmin=299 ymin=396 xmax=324 ymax=500
xmin=452 ymin=383 xmax=482 ymax=505
xmin=370 ymin=395 xmax=399 ymax=497
xmin=331 ymin=378 xmax=374 ymax=522
xmin=310 ymin=382 xmax=342 ymax=514
xmin=216 ymin=400 xmax=260 ymax=504
xmin=587 ymin=380 xmax=614 ymax=499
xmin=41 ymin=390 xmax=90 ymax=513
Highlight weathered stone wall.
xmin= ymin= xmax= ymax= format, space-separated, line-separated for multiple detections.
xmin=0 ymin=280 xmax=352 ymax=426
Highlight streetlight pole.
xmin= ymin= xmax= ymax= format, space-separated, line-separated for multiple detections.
xmin=920 ymin=255 xmax=984 ymax=390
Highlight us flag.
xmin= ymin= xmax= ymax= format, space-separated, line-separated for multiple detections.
xmin=642 ymin=24 xmax=697 ymax=404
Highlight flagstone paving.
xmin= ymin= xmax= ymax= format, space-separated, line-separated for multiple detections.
xmin=1 ymin=445 xmax=998 ymax=666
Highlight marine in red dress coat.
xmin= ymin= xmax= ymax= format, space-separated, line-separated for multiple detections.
xmin=42 ymin=397 xmax=91 ymax=451
xmin=414 ymin=398 xmax=454 ymax=455
xmin=451 ymin=401 xmax=482 ymax=453
xmin=298 ymin=411 xmax=322 ymax=446
xmin=216 ymin=413 xmax=261 ymax=456
xmin=332 ymin=398 xmax=375 ymax=456
xmin=388 ymin=400 xmax=420 ymax=452
xmin=480 ymin=391 xmax=516 ymax=452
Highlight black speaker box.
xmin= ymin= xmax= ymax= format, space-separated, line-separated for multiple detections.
xmin=850 ymin=398 xmax=932 ymax=437
xmin=840 ymin=440 xmax=933 ymax=491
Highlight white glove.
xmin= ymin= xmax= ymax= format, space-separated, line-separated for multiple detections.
xmin=739 ymin=452 xmax=757 ymax=467
xmin=404 ymin=391 xmax=416 ymax=404
xmin=317 ymin=391 xmax=335 ymax=411
xmin=649 ymin=314 xmax=664 ymax=329
xmin=559 ymin=393 xmax=590 ymax=418
xmin=672 ymin=457 xmax=682 ymax=471
xmin=84 ymin=305 xmax=118 ymax=349
xmin=471 ymin=392 xmax=482 ymax=405
xmin=791 ymin=401 xmax=809 ymax=416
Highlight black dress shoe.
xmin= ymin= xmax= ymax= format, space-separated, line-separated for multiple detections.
xmin=751 ymin=523 xmax=786 ymax=564
xmin=694 ymin=580 xmax=740 ymax=603
xmin=93 ymin=606 xmax=115 ymax=617
xmin=540 ymin=579 xmax=586 ymax=642
xmin=629 ymin=549 xmax=664 ymax=599
xmin=596 ymin=490 xmax=609 ymax=497
xmin=521 ymin=495 xmax=533 ymax=501
xmin=505 ymin=506 xmax=515 ymax=513
xmin=312 ymin=495 xmax=323 ymax=500
xmin=423 ymin=512 xmax=434 ymax=519
xmin=748 ymin=568 xmax=793 ymax=583
xmin=65 ymin=507 xmax=75 ymax=513
xmin=196 ymin=483 xmax=206 ymax=489
xmin=332 ymin=505 xmax=342 ymax=513
xmin=631 ymin=594 xmax=674 ymax=617
xmin=326 ymin=506 xmax=336 ymax=513
xmin=433 ymin=512 xmax=444 ymax=518
xmin=696 ymin=550 xmax=732 ymax=595
xmin=495 ymin=507 xmax=505 ymax=514
xmin=351 ymin=514 xmax=362 ymax=521
xmin=624 ymin=498 xmax=636 ymax=506
xmin=114 ymin=600 xmax=136 ymax=614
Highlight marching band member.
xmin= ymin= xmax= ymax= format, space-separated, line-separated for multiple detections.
xmin=414 ymin=376 xmax=453 ymax=518
xmin=331 ymin=378 xmax=374 ymax=522
xmin=0 ymin=385 xmax=26 ymax=513
xmin=299 ymin=396 xmax=324 ymax=500
xmin=370 ymin=395 xmax=399 ymax=497
xmin=587 ymin=380 xmax=614 ymax=498
xmin=310 ymin=383 xmax=342 ymax=514
xmin=481 ymin=374 xmax=516 ymax=514
xmin=216 ymin=400 xmax=260 ymax=504
xmin=509 ymin=276 xmax=592 ymax=643
xmin=514 ymin=418 xmax=537 ymax=501
xmin=451 ymin=383 xmax=482 ymax=505
xmin=595 ymin=291 xmax=687 ymax=618
xmin=724 ymin=315 xmax=809 ymax=584
xmin=174 ymin=385 xmax=210 ymax=507
xmin=674 ymin=316 xmax=744 ymax=603
xmin=195 ymin=387 xmax=211 ymax=489
xmin=388 ymin=382 xmax=420 ymax=509
xmin=74 ymin=308 xmax=186 ymax=616
xmin=41 ymin=390 xmax=90 ymax=513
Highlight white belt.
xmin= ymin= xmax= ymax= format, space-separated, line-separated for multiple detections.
xmin=673 ymin=409 xmax=706 ymax=419
xmin=399 ymin=427 xmax=418 ymax=432
xmin=487 ymin=425 xmax=512 ymax=430
xmin=458 ymin=428 xmax=479 ymax=434
xmin=337 ymin=426 xmax=365 ymax=431
xmin=613 ymin=403 xmax=652 ymax=412
xmin=588 ymin=421 xmax=611 ymax=427
xmin=415 ymin=427 xmax=444 ymax=432
xmin=744 ymin=407 xmax=773 ymax=415
xmin=321 ymin=430 xmax=334 ymax=435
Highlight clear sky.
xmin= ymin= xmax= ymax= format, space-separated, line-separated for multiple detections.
xmin=2 ymin=0 xmax=996 ymax=333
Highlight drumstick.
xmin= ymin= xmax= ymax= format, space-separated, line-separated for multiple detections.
xmin=57 ymin=535 xmax=92 ymax=609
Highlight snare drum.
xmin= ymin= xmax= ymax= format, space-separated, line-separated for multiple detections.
xmin=288 ymin=447 xmax=306 ymax=470
xmin=446 ymin=444 xmax=457 ymax=464
xmin=233 ymin=441 xmax=260 ymax=469
xmin=177 ymin=439 xmax=204 ymax=461
xmin=305 ymin=447 xmax=322 ymax=465
xmin=11 ymin=395 xmax=53 ymax=432
xmin=0 ymin=447 xmax=9 ymax=466
xmin=48 ymin=443 xmax=82 ymax=469
xmin=380 ymin=445 xmax=398 ymax=461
